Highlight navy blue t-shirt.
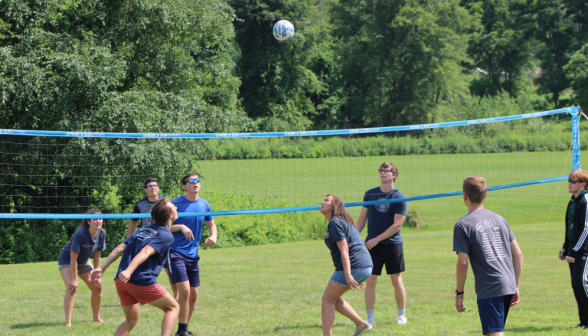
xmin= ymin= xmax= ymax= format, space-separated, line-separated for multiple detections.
xmin=324 ymin=217 xmax=373 ymax=271
xmin=363 ymin=187 xmax=408 ymax=244
xmin=58 ymin=227 xmax=106 ymax=265
xmin=115 ymin=224 xmax=174 ymax=286
xmin=131 ymin=196 xmax=167 ymax=229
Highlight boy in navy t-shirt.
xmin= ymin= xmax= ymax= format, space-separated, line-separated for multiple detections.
xmin=357 ymin=162 xmax=408 ymax=326
xmin=91 ymin=199 xmax=180 ymax=336
xmin=126 ymin=177 xmax=167 ymax=237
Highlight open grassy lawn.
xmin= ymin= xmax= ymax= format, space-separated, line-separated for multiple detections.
xmin=0 ymin=221 xmax=582 ymax=335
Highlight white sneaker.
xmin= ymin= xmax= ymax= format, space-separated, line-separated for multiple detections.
xmin=395 ymin=316 xmax=407 ymax=324
xmin=366 ymin=318 xmax=375 ymax=326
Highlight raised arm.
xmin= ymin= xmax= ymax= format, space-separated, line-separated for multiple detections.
xmin=356 ymin=207 xmax=369 ymax=233
xmin=510 ymin=239 xmax=524 ymax=306
xmin=204 ymin=219 xmax=217 ymax=247
xmin=126 ymin=220 xmax=138 ymax=238
xmin=118 ymin=245 xmax=156 ymax=282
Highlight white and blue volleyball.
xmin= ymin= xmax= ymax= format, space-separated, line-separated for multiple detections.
xmin=273 ymin=20 xmax=295 ymax=41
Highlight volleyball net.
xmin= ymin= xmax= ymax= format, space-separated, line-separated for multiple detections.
xmin=0 ymin=106 xmax=581 ymax=220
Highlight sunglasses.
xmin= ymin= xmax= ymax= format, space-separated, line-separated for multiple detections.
xmin=569 ymin=179 xmax=579 ymax=184
xmin=188 ymin=178 xmax=200 ymax=184
xmin=146 ymin=185 xmax=159 ymax=189
xmin=378 ymin=169 xmax=394 ymax=174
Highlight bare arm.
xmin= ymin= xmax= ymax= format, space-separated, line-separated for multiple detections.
xmin=204 ymin=219 xmax=217 ymax=247
xmin=68 ymin=251 xmax=80 ymax=294
xmin=336 ymin=239 xmax=363 ymax=290
xmin=455 ymin=252 xmax=468 ymax=312
xmin=90 ymin=243 xmax=126 ymax=281
xmin=365 ymin=213 xmax=406 ymax=250
xmin=356 ymin=207 xmax=369 ymax=233
xmin=171 ymin=224 xmax=194 ymax=241
xmin=92 ymin=251 xmax=101 ymax=269
xmin=126 ymin=220 xmax=138 ymax=238
xmin=118 ymin=245 xmax=156 ymax=282
xmin=510 ymin=239 xmax=524 ymax=306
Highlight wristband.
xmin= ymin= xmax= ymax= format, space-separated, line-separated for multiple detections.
xmin=455 ymin=290 xmax=464 ymax=296
xmin=345 ymin=274 xmax=352 ymax=278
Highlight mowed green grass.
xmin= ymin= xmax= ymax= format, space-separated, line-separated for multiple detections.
xmin=198 ymin=150 xmax=578 ymax=228
xmin=0 ymin=222 xmax=583 ymax=335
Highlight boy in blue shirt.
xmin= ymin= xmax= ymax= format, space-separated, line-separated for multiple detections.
xmin=91 ymin=199 xmax=179 ymax=336
xmin=169 ymin=173 xmax=218 ymax=336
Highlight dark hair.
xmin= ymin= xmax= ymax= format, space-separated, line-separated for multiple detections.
xmin=325 ymin=194 xmax=356 ymax=228
xmin=380 ymin=162 xmax=398 ymax=182
xmin=79 ymin=208 xmax=104 ymax=232
xmin=144 ymin=178 xmax=158 ymax=189
xmin=181 ymin=173 xmax=198 ymax=185
xmin=152 ymin=198 xmax=173 ymax=224
xmin=463 ymin=176 xmax=487 ymax=204
xmin=570 ymin=170 xmax=588 ymax=190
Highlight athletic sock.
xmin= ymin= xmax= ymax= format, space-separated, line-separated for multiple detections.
xmin=366 ymin=310 xmax=374 ymax=321
xmin=178 ymin=323 xmax=188 ymax=332
xmin=398 ymin=309 xmax=405 ymax=317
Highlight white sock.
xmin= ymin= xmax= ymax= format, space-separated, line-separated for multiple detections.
xmin=398 ymin=309 xmax=405 ymax=317
xmin=366 ymin=310 xmax=374 ymax=321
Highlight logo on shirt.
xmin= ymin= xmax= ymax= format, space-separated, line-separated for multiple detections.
xmin=136 ymin=228 xmax=157 ymax=240
xmin=375 ymin=198 xmax=390 ymax=213
xmin=476 ymin=218 xmax=499 ymax=232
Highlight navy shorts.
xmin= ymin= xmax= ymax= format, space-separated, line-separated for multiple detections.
xmin=369 ymin=243 xmax=405 ymax=275
xmin=477 ymin=294 xmax=514 ymax=334
xmin=168 ymin=250 xmax=200 ymax=287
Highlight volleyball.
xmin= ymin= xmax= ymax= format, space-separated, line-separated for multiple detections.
xmin=273 ymin=20 xmax=295 ymax=41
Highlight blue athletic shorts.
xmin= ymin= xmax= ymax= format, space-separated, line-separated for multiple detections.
xmin=168 ymin=250 xmax=200 ymax=287
xmin=331 ymin=266 xmax=373 ymax=286
xmin=477 ymin=294 xmax=514 ymax=334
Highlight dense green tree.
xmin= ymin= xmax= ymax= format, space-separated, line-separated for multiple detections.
xmin=0 ymin=0 xmax=251 ymax=263
xmin=460 ymin=0 xmax=534 ymax=97
xmin=564 ymin=43 xmax=588 ymax=110
xmin=330 ymin=0 xmax=472 ymax=127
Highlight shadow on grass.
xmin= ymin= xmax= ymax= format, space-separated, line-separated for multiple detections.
xmin=11 ymin=322 xmax=63 ymax=329
xmin=274 ymin=322 xmax=345 ymax=332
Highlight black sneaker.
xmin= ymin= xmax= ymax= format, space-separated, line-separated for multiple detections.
xmin=175 ymin=330 xmax=196 ymax=336
xmin=575 ymin=323 xmax=587 ymax=329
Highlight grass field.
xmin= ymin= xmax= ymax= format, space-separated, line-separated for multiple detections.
xmin=0 ymin=221 xmax=584 ymax=335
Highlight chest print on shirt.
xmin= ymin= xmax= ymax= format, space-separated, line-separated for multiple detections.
xmin=375 ymin=198 xmax=390 ymax=213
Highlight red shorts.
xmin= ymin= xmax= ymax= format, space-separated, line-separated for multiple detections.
xmin=115 ymin=279 xmax=168 ymax=306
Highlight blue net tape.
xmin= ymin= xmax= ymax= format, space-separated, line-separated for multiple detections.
xmin=0 ymin=107 xmax=575 ymax=139
xmin=0 ymin=176 xmax=567 ymax=219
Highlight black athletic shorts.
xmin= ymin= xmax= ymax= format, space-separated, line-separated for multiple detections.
xmin=369 ymin=243 xmax=405 ymax=275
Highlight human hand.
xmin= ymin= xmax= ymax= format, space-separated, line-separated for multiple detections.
xmin=204 ymin=236 xmax=216 ymax=247
xmin=567 ymin=256 xmax=575 ymax=263
xmin=181 ymin=226 xmax=194 ymax=241
xmin=364 ymin=238 xmax=380 ymax=250
xmin=455 ymin=296 xmax=465 ymax=312
xmin=559 ymin=249 xmax=566 ymax=261
xmin=345 ymin=275 xmax=361 ymax=290
xmin=510 ymin=288 xmax=519 ymax=307
xmin=91 ymin=268 xmax=103 ymax=282
xmin=68 ymin=279 xmax=78 ymax=294
xmin=118 ymin=270 xmax=131 ymax=283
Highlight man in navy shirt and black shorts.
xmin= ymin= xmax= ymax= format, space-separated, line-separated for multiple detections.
xmin=127 ymin=178 xmax=167 ymax=237
xmin=91 ymin=198 xmax=180 ymax=336
xmin=357 ymin=162 xmax=408 ymax=326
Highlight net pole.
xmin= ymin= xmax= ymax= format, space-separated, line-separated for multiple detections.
xmin=572 ymin=107 xmax=581 ymax=171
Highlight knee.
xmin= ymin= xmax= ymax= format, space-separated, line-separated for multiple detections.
xmin=366 ymin=277 xmax=377 ymax=288
xmin=127 ymin=315 xmax=140 ymax=326
xmin=391 ymin=278 xmax=403 ymax=289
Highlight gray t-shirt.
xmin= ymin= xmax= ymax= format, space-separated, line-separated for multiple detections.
xmin=453 ymin=209 xmax=516 ymax=300
xmin=132 ymin=196 xmax=167 ymax=228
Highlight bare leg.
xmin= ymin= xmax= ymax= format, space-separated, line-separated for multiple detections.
xmin=176 ymin=281 xmax=198 ymax=324
xmin=59 ymin=268 xmax=76 ymax=327
xmin=390 ymin=273 xmax=406 ymax=310
xmin=164 ymin=268 xmax=178 ymax=301
xmin=79 ymin=272 xmax=103 ymax=322
xmin=322 ymin=280 xmax=364 ymax=336
xmin=364 ymin=274 xmax=378 ymax=310
xmin=486 ymin=333 xmax=503 ymax=336
xmin=149 ymin=292 xmax=180 ymax=336
xmin=115 ymin=304 xmax=140 ymax=336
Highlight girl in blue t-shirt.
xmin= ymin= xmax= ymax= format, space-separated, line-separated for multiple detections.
xmin=57 ymin=209 xmax=106 ymax=327
xmin=320 ymin=194 xmax=373 ymax=336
